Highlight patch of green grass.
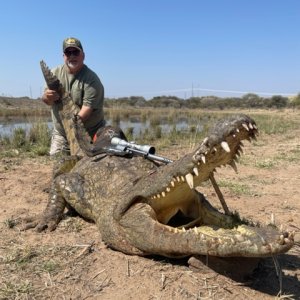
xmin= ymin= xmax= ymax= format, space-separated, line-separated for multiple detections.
xmin=11 ymin=127 xmax=26 ymax=148
xmin=0 ymin=281 xmax=33 ymax=300
xmin=3 ymin=218 xmax=19 ymax=229
xmin=0 ymin=242 xmax=86 ymax=299
xmin=40 ymin=260 xmax=60 ymax=274
xmin=0 ymin=121 xmax=51 ymax=158
xmin=255 ymin=158 xmax=277 ymax=169
xmin=275 ymin=148 xmax=300 ymax=163
xmin=253 ymin=147 xmax=300 ymax=169
xmin=253 ymin=114 xmax=299 ymax=135
xmin=218 ymin=179 xmax=255 ymax=196
xmin=3 ymin=246 xmax=38 ymax=269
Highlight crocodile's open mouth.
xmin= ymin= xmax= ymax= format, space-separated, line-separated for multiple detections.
xmin=120 ymin=115 xmax=294 ymax=257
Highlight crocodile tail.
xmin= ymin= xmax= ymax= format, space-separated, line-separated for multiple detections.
xmin=40 ymin=60 xmax=63 ymax=96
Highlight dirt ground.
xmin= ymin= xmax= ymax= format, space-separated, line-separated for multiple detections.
xmin=0 ymin=114 xmax=300 ymax=299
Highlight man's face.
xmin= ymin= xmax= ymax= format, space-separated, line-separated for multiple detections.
xmin=63 ymin=47 xmax=84 ymax=73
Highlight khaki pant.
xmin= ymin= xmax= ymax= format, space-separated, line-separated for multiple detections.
xmin=49 ymin=128 xmax=70 ymax=156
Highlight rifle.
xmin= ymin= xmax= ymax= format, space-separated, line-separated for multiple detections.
xmin=109 ymin=137 xmax=173 ymax=164
xmin=73 ymin=119 xmax=172 ymax=164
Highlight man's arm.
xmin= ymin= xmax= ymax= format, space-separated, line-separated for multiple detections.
xmin=77 ymin=105 xmax=93 ymax=121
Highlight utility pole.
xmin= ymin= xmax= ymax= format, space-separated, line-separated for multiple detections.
xmin=191 ymin=83 xmax=194 ymax=98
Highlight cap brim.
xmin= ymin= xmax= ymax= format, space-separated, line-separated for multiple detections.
xmin=64 ymin=46 xmax=82 ymax=52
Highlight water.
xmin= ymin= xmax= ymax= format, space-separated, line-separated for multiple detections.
xmin=0 ymin=117 xmax=198 ymax=138
xmin=0 ymin=120 xmax=52 ymax=136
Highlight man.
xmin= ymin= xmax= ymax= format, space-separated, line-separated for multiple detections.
xmin=42 ymin=37 xmax=105 ymax=155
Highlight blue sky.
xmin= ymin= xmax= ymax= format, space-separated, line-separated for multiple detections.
xmin=1 ymin=0 xmax=299 ymax=99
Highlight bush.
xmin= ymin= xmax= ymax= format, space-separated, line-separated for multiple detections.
xmin=1 ymin=122 xmax=51 ymax=157
xmin=11 ymin=128 xmax=26 ymax=148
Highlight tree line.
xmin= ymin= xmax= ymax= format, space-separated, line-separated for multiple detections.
xmin=2 ymin=93 xmax=300 ymax=112
xmin=104 ymin=93 xmax=300 ymax=109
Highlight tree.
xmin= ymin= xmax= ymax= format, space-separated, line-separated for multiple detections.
xmin=290 ymin=93 xmax=300 ymax=108
xmin=242 ymin=93 xmax=263 ymax=108
xmin=268 ymin=95 xmax=288 ymax=108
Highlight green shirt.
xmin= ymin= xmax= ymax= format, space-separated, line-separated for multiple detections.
xmin=51 ymin=64 xmax=105 ymax=138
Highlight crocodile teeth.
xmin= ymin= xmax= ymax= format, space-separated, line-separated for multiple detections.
xmin=202 ymin=137 xmax=209 ymax=145
xmin=253 ymin=124 xmax=258 ymax=130
xmin=248 ymin=123 xmax=254 ymax=129
xmin=161 ymin=191 xmax=166 ymax=197
xmin=261 ymin=237 xmax=267 ymax=245
xmin=279 ymin=234 xmax=285 ymax=245
xmin=289 ymin=231 xmax=295 ymax=239
xmin=270 ymin=213 xmax=275 ymax=225
xmin=181 ymin=176 xmax=185 ymax=182
xmin=242 ymin=123 xmax=249 ymax=131
xmin=235 ymin=234 xmax=245 ymax=242
xmin=221 ymin=141 xmax=230 ymax=153
xmin=166 ymin=187 xmax=170 ymax=192
xmin=171 ymin=180 xmax=175 ymax=187
xmin=185 ymin=173 xmax=194 ymax=189
xmin=65 ymin=186 xmax=72 ymax=192
xmin=236 ymin=128 xmax=240 ymax=133
xmin=201 ymin=155 xmax=206 ymax=164
xmin=193 ymin=167 xmax=199 ymax=176
xmin=229 ymin=161 xmax=238 ymax=173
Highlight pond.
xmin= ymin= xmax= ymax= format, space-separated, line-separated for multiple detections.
xmin=0 ymin=116 xmax=203 ymax=139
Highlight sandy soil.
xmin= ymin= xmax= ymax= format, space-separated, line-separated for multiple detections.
xmin=0 ymin=118 xmax=300 ymax=299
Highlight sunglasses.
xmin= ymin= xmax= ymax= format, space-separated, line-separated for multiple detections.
xmin=64 ymin=49 xmax=81 ymax=57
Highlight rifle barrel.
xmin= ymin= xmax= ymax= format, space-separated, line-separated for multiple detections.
xmin=129 ymin=148 xmax=173 ymax=164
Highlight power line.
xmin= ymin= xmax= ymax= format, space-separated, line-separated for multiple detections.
xmin=107 ymin=87 xmax=296 ymax=98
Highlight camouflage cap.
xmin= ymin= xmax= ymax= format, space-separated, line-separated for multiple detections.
xmin=63 ymin=37 xmax=83 ymax=52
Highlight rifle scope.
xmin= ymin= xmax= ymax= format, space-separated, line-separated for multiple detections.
xmin=111 ymin=137 xmax=156 ymax=155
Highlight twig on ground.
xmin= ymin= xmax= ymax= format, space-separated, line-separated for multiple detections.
xmin=74 ymin=241 xmax=95 ymax=258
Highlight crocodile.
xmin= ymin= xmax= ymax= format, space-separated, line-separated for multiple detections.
xmin=23 ymin=61 xmax=294 ymax=258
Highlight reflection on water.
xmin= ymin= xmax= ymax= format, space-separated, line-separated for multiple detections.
xmin=0 ymin=117 xmax=202 ymax=138
xmin=0 ymin=120 xmax=53 ymax=136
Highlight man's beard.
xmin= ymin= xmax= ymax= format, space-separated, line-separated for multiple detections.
xmin=67 ymin=61 xmax=79 ymax=69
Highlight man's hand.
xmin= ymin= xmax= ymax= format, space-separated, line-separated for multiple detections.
xmin=42 ymin=89 xmax=60 ymax=105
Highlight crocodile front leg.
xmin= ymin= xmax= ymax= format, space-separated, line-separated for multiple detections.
xmin=22 ymin=180 xmax=67 ymax=231
xmin=22 ymin=156 xmax=82 ymax=231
